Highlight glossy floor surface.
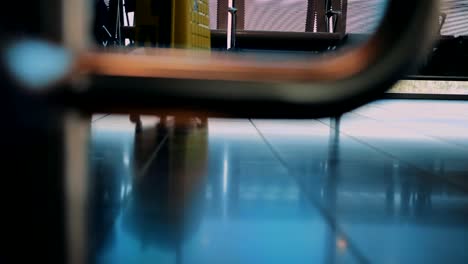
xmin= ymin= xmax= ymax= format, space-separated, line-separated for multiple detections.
xmin=89 ymin=100 xmax=468 ymax=264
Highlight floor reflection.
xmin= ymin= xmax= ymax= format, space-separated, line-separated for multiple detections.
xmin=88 ymin=100 xmax=468 ymax=264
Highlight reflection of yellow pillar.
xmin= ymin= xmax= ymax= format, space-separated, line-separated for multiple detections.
xmin=168 ymin=123 xmax=208 ymax=200
xmin=133 ymin=118 xmax=208 ymax=206
xmin=125 ymin=119 xmax=208 ymax=248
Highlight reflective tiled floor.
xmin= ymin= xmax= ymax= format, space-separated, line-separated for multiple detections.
xmin=88 ymin=100 xmax=468 ymax=264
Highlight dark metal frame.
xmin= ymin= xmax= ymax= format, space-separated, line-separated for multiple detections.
xmin=210 ymin=30 xmax=344 ymax=51
xmin=383 ymin=93 xmax=468 ymax=100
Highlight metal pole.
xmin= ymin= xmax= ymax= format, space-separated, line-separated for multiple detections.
xmin=325 ymin=0 xmax=340 ymax=33
xmin=227 ymin=0 xmax=237 ymax=50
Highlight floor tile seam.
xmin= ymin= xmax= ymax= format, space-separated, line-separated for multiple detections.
xmin=92 ymin=114 xmax=111 ymax=123
xmin=249 ymin=119 xmax=371 ymax=264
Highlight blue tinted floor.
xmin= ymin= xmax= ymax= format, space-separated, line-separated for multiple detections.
xmin=89 ymin=100 xmax=468 ymax=264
